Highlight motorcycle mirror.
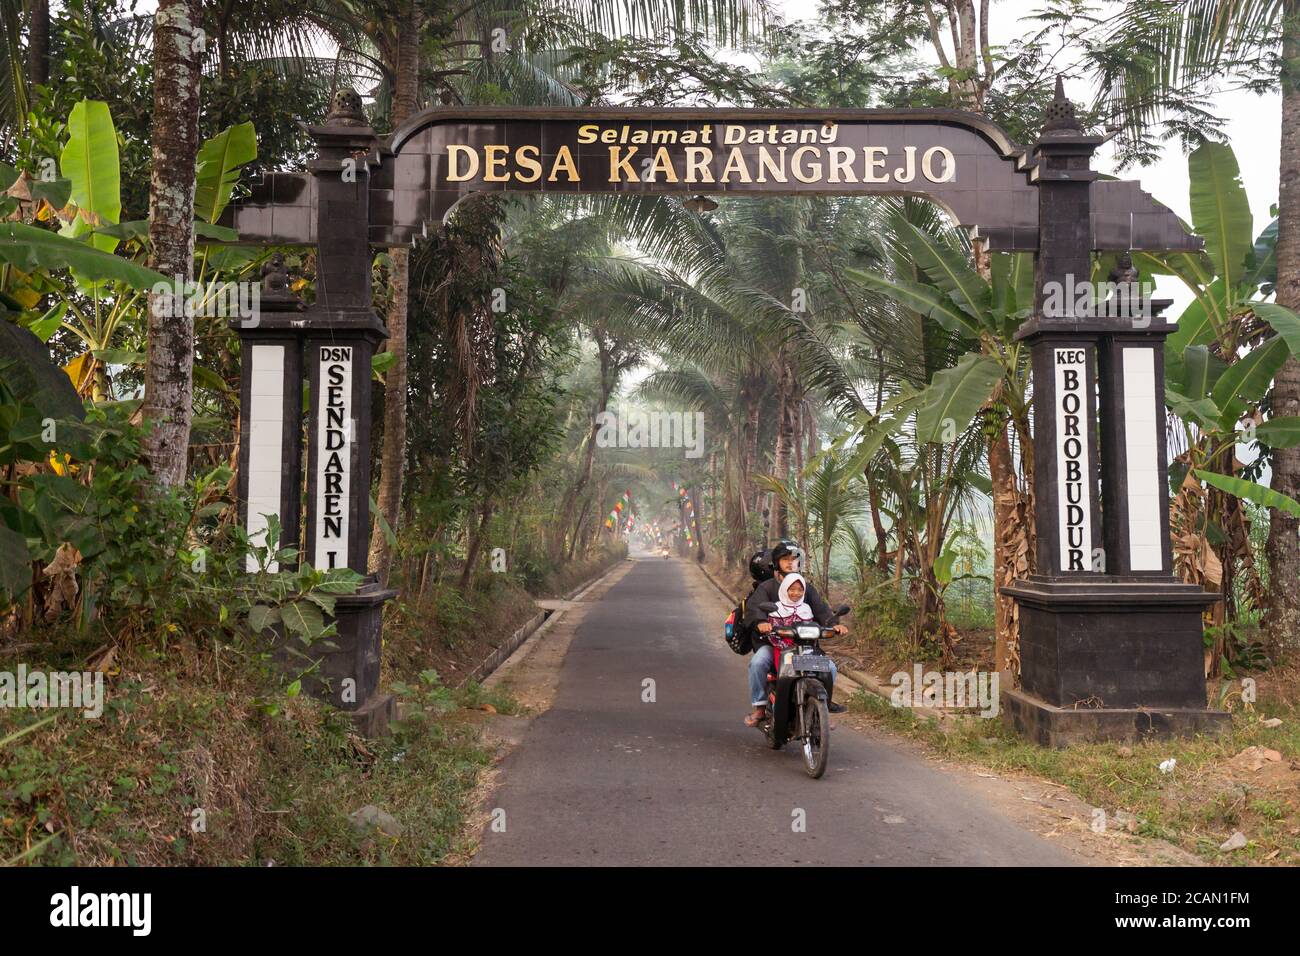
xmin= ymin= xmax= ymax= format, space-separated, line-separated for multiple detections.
xmin=834 ymin=605 xmax=851 ymax=617
xmin=757 ymin=602 xmax=777 ymax=613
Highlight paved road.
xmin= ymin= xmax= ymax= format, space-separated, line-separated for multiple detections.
xmin=474 ymin=557 xmax=1077 ymax=866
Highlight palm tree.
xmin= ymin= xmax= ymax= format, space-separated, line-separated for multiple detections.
xmin=0 ymin=0 xmax=33 ymax=144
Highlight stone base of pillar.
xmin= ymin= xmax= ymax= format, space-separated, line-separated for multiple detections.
xmin=273 ymin=579 xmax=396 ymax=713
xmin=348 ymin=693 xmax=397 ymax=738
xmin=1001 ymin=687 xmax=1230 ymax=748
xmin=318 ymin=580 xmax=396 ymax=709
xmin=1001 ymin=577 xmax=1227 ymax=744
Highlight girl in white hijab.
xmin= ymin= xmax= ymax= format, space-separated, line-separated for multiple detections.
xmin=769 ymin=573 xmax=814 ymax=625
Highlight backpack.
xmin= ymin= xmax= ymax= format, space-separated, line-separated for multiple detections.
xmin=724 ymin=599 xmax=753 ymax=655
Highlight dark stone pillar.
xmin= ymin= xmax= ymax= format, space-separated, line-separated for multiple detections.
xmin=295 ymin=90 xmax=395 ymax=725
xmin=1019 ymin=78 xmax=1106 ymax=578
xmin=1002 ymin=80 xmax=1224 ymax=746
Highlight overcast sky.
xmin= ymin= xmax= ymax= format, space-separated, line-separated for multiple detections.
xmin=776 ymin=0 xmax=1281 ymax=269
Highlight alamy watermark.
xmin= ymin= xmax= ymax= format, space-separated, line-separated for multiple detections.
xmin=595 ymin=406 xmax=705 ymax=458
xmin=0 ymin=665 xmax=103 ymax=718
xmin=890 ymin=664 xmax=999 ymax=718
xmin=50 ymin=886 xmax=151 ymax=936
xmin=151 ymin=275 xmax=261 ymax=328
xmin=1041 ymin=275 xmax=1157 ymax=327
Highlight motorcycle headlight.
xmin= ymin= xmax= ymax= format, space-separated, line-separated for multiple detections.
xmin=797 ymin=625 xmax=820 ymax=640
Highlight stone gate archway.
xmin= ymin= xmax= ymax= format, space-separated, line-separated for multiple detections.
xmin=223 ymin=84 xmax=1223 ymax=743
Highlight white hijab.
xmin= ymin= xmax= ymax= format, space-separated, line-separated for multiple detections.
xmin=774 ymin=573 xmax=814 ymax=621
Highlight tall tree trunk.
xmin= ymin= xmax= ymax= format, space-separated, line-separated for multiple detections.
xmin=140 ymin=0 xmax=201 ymax=487
xmin=27 ymin=0 xmax=49 ymax=85
xmin=368 ymin=4 xmax=422 ymax=584
xmin=1266 ymin=0 xmax=1300 ymax=641
xmin=556 ymin=411 xmax=601 ymax=560
xmin=553 ymin=334 xmax=622 ymax=560
xmin=772 ymin=363 xmax=795 ymax=538
xmin=709 ymin=451 xmax=720 ymax=545
xmin=743 ymin=384 xmax=761 ymax=540
xmin=989 ymin=417 xmax=1019 ymax=676
xmin=459 ymin=500 xmax=492 ymax=591
xmin=867 ymin=472 xmax=889 ymax=570
xmin=977 ymin=234 xmax=1027 ymax=679
xmin=689 ymin=487 xmax=705 ymax=562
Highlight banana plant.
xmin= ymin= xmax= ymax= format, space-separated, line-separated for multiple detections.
xmin=1139 ymin=142 xmax=1300 ymax=640
xmin=1138 ymin=144 xmax=1288 ymax=382
xmin=757 ymin=448 xmax=868 ymax=596
xmin=5 ymin=99 xmax=260 ymax=401
xmin=1 ymin=158 xmax=162 ymax=320
xmin=1144 ymin=143 xmax=1300 ymax=441
xmin=834 ymin=385 xmax=988 ymax=659
xmin=841 ymin=213 xmax=1036 ymax=653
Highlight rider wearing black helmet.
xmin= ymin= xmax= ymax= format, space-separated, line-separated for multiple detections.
xmin=742 ymin=540 xmax=848 ymax=722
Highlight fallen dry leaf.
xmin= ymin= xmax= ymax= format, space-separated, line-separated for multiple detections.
xmin=85 ymin=643 xmax=118 ymax=675
xmin=1230 ymin=745 xmax=1283 ymax=773
xmin=41 ymin=542 xmax=82 ymax=620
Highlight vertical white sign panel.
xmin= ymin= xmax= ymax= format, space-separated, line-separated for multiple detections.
xmin=1054 ymin=347 xmax=1093 ymax=572
xmin=245 ymin=345 xmax=285 ymax=572
xmin=1123 ymin=347 xmax=1163 ymax=570
xmin=314 ymin=345 xmax=353 ymax=570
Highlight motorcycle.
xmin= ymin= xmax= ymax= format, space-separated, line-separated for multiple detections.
xmin=752 ymin=602 xmax=850 ymax=779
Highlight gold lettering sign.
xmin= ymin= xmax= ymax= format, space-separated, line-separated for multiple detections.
xmin=442 ymin=123 xmax=957 ymax=187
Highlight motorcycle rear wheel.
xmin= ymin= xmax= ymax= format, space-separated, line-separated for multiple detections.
xmin=801 ymin=694 xmax=830 ymax=778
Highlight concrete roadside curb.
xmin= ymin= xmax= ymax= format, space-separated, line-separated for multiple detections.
xmin=472 ymin=557 xmax=630 ymax=688
xmin=691 ymin=560 xmax=955 ymax=722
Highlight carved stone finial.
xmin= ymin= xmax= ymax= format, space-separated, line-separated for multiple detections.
xmin=260 ymin=252 xmax=299 ymax=302
xmin=325 ymin=88 xmax=368 ymax=127
xmin=1108 ymin=253 xmax=1139 ymax=286
xmin=1106 ymin=253 xmax=1144 ymax=319
xmin=1041 ymin=75 xmax=1083 ymax=134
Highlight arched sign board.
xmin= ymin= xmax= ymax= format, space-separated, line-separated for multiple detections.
xmin=388 ymin=109 xmax=1038 ymax=247
xmin=228 ymin=107 xmax=1197 ymax=254
xmin=226 ymin=94 xmax=1226 ymax=745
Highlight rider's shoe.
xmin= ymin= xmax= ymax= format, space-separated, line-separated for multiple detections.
xmin=828 ymin=701 xmax=847 ymax=714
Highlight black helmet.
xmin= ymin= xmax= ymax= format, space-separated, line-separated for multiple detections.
xmin=770 ymin=539 xmax=805 ymax=572
xmin=748 ymin=548 xmax=774 ymax=583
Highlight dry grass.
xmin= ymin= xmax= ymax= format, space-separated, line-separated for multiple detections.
xmin=0 ymin=630 xmax=504 ymax=866
xmin=850 ymin=652 xmax=1300 ymax=865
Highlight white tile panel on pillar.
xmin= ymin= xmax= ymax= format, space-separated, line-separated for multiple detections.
xmin=1122 ymin=347 xmax=1164 ymax=571
xmin=245 ymin=344 xmax=285 ymax=572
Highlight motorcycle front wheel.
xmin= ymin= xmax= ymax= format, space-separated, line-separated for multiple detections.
xmin=800 ymin=692 xmax=830 ymax=778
